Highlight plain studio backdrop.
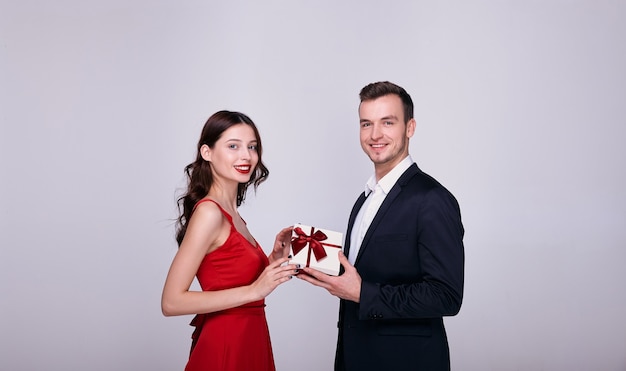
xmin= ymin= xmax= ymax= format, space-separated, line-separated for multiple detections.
xmin=1 ymin=1 xmax=625 ymax=370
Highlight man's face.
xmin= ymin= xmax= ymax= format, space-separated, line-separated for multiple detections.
xmin=359 ymin=94 xmax=415 ymax=178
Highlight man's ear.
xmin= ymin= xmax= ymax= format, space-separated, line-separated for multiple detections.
xmin=200 ymin=144 xmax=212 ymax=162
xmin=406 ymin=118 xmax=416 ymax=138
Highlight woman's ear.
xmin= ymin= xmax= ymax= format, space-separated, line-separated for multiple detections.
xmin=200 ymin=144 xmax=212 ymax=162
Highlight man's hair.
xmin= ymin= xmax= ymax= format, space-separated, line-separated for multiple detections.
xmin=359 ymin=81 xmax=414 ymax=123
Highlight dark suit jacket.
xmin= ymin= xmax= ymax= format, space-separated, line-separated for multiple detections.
xmin=336 ymin=163 xmax=465 ymax=371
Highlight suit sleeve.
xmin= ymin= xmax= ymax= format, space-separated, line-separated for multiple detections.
xmin=358 ymin=187 xmax=465 ymax=320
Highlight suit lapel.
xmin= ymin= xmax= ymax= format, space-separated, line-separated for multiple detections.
xmin=344 ymin=192 xmax=367 ymax=259
xmin=354 ymin=164 xmax=419 ymax=265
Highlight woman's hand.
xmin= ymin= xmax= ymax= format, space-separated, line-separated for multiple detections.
xmin=249 ymin=257 xmax=299 ymax=300
xmin=269 ymin=226 xmax=293 ymax=263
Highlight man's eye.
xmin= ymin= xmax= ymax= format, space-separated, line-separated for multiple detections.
xmin=384 ymin=121 xmax=393 ymax=126
xmin=361 ymin=122 xmax=371 ymax=128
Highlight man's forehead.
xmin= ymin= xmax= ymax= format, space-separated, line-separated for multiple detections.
xmin=359 ymin=96 xmax=403 ymax=119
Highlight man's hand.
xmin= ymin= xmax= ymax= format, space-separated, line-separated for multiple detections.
xmin=297 ymin=250 xmax=362 ymax=302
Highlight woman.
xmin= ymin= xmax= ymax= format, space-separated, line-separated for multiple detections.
xmin=162 ymin=110 xmax=297 ymax=371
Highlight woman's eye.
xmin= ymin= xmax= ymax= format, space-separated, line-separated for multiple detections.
xmin=229 ymin=144 xmax=238 ymax=149
xmin=248 ymin=145 xmax=258 ymax=151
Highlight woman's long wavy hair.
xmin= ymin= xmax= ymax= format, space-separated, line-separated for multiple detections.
xmin=175 ymin=110 xmax=269 ymax=246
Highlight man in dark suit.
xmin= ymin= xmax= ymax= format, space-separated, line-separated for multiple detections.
xmin=298 ymin=81 xmax=465 ymax=370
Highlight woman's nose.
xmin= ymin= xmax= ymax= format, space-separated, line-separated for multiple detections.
xmin=240 ymin=148 xmax=251 ymax=160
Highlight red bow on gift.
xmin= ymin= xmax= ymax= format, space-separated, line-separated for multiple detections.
xmin=291 ymin=226 xmax=329 ymax=261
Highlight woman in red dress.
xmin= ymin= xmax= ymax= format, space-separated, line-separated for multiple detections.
xmin=162 ymin=110 xmax=298 ymax=371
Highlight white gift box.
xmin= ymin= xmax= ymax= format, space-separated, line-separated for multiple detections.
xmin=289 ymin=223 xmax=343 ymax=276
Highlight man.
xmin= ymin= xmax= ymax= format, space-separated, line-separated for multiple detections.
xmin=298 ymin=81 xmax=465 ymax=370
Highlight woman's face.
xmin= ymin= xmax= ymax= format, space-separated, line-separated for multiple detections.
xmin=202 ymin=123 xmax=259 ymax=185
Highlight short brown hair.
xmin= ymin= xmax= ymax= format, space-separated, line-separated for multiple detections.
xmin=359 ymin=81 xmax=414 ymax=123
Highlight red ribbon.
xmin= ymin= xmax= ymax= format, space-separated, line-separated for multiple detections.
xmin=291 ymin=226 xmax=341 ymax=268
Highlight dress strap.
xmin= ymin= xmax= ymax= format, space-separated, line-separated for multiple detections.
xmin=193 ymin=199 xmax=234 ymax=226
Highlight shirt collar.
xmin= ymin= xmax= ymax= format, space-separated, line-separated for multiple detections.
xmin=364 ymin=155 xmax=414 ymax=196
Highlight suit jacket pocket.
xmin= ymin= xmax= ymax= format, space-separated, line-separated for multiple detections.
xmin=376 ymin=320 xmax=432 ymax=337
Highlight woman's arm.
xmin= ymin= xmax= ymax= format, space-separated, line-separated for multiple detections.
xmin=161 ymin=203 xmax=297 ymax=316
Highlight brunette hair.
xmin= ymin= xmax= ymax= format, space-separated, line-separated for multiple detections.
xmin=359 ymin=81 xmax=414 ymax=123
xmin=175 ymin=110 xmax=269 ymax=245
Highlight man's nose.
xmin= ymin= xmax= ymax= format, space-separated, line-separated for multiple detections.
xmin=371 ymin=124 xmax=383 ymax=140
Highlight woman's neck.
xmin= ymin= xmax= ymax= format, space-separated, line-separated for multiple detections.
xmin=207 ymin=182 xmax=238 ymax=212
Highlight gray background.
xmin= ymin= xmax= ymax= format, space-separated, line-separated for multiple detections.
xmin=1 ymin=1 xmax=625 ymax=370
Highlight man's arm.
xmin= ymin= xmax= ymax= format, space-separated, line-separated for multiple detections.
xmin=359 ymin=187 xmax=464 ymax=319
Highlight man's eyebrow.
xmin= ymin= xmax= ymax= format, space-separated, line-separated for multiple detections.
xmin=380 ymin=115 xmax=399 ymax=121
xmin=360 ymin=115 xmax=399 ymax=122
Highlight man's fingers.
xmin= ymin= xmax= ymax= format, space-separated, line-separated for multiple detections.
xmin=297 ymin=271 xmax=329 ymax=289
xmin=338 ymin=250 xmax=353 ymax=270
xmin=301 ymin=267 xmax=328 ymax=282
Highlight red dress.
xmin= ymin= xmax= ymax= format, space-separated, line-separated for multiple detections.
xmin=185 ymin=199 xmax=275 ymax=371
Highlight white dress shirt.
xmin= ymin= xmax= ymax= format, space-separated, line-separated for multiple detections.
xmin=347 ymin=155 xmax=414 ymax=265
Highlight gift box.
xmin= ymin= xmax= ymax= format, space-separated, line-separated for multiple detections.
xmin=289 ymin=223 xmax=343 ymax=276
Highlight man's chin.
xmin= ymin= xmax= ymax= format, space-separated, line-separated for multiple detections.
xmin=367 ymin=153 xmax=388 ymax=164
